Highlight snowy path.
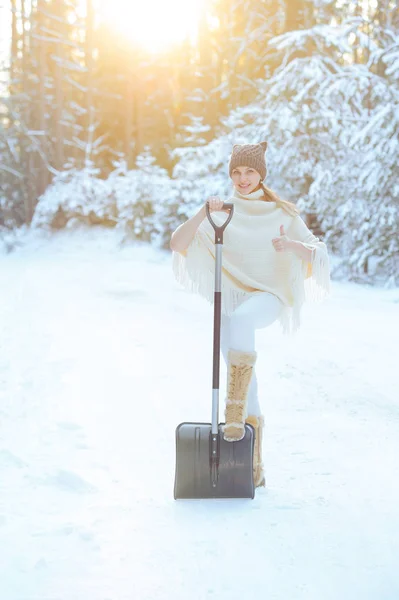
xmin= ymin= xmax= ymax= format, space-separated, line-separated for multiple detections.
xmin=1 ymin=229 xmax=398 ymax=600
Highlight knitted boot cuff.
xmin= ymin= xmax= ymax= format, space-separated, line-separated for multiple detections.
xmin=227 ymin=349 xmax=257 ymax=367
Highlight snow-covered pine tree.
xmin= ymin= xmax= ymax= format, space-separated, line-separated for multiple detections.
xmin=31 ymin=161 xmax=110 ymax=230
xmin=106 ymin=150 xmax=173 ymax=245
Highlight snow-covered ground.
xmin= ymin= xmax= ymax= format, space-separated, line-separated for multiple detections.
xmin=1 ymin=227 xmax=398 ymax=600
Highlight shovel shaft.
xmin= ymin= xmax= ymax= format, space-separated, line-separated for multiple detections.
xmin=211 ymin=251 xmax=222 ymax=434
xmin=205 ymin=202 xmax=234 ymax=435
xmin=212 ymin=245 xmax=222 ymax=389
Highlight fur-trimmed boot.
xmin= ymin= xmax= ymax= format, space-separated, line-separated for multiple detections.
xmin=245 ymin=415 xmax=266 ymax=487
xmin=223 ymin=349 xmax=257 ymax=442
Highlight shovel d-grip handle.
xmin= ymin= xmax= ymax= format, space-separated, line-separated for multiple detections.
xmin=205 ymin=202 xmax=234 ymax=244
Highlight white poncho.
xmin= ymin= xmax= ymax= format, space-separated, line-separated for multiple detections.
xmin=172 ymin=187 xmax=331 ymax=335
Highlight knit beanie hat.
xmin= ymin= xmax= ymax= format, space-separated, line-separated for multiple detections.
xmin=228 ymin=142 xmax=268 ymax=181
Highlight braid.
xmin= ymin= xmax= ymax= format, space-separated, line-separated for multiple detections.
xmin=259 ymin=181 xmax=300 ymax=217
xmin=259 ymin=181 xmax=271 ymax=201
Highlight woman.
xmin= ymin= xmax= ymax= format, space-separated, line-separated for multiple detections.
xmin=169 ymin=142 xmax=331 ymax=488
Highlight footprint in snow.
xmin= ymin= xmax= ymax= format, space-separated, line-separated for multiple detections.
xmin=57 ymin=421 xmax=83 ymax=432
xmin=41 ymin=469 xmax=96 ymax=493
xmin=0 ymin=449 xmax=27 ymax=468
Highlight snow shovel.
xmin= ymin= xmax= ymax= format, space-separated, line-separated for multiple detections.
xmin=174 ymin=200 xmax=255 ymax=500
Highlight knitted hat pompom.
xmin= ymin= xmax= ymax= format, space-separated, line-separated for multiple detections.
xmin=229 ymin=142 xmax=268 ymax=181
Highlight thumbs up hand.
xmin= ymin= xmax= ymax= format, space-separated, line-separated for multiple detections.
xmin=272 ymin=224 xmax=292 ymax=253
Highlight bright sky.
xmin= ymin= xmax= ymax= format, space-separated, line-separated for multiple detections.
xmin=96 ymin=0 xmax=204 ymax=52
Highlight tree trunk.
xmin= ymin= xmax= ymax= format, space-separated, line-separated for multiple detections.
xmin=10 ymin=0 xmax=18 ymax=94
xmin=125 ymin=71 xmax=133 ymax=168
xmin=37 ymin=0 xmax=48 ymax=198
xmin=85 ymin=0 xmax=95 ymax=166
xmin=55 ymin=41 xmax=64 ymax=170
xmin=285 ymin=0 xmax=306 ymax=32
xmin=21 ymin=0 xmax=34 ymax=223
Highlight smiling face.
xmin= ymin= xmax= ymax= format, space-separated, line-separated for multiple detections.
xmin=230 ymin=166 xmax=261 ymax=194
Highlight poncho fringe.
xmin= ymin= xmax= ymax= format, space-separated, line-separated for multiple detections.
xmin=280 ymin=242 xmax=331 ymax=335
xmin=172 ymin=233 xmax=253 ymax=316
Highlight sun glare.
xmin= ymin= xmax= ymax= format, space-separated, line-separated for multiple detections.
xmin=97 ymin=0 xmax=204 ymax=52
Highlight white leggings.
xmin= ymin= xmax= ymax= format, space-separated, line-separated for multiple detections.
xmin=220 ymin=292 xmax=283 ymax=417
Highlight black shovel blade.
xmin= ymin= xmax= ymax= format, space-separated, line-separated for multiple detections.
xmin=174 ymin=422 xmax=255 ymax=499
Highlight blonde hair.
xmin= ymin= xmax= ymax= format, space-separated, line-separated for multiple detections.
xmin=259 ymin=181 xmax=300 ymax=217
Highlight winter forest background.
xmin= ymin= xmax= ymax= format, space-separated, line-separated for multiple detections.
xmin=0 ymin=0 xmax=398 ymax=284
